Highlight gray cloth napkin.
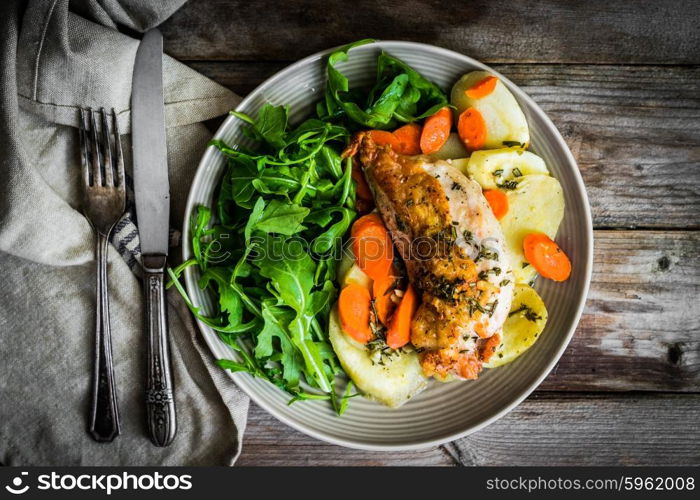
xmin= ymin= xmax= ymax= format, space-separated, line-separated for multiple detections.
xmin=0 ymin=0 xmax=250 ymax=465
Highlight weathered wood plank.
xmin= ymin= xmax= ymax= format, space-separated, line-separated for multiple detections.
xmin=444 ymin=393 xmax=700 ymax=466
xmin=187 ymin=62 xmax=700 ymax=229
xmin=239 ymin=394 xmax=700 ymax=466
xmin=540 ymin=230 xmax=700 ymax=392
xmin=237 ymin=402 xmax=456 ymax=466
xmin=161 ymin=0 xmax=700 ymax=64
xmin=504 ymin=65 xmax=700 ymax=230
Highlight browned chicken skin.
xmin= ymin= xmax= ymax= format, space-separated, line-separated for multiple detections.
xmin=346 ymin=132 xmax=514 ymax=380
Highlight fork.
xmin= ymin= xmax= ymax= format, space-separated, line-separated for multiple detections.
xmin=79 ymin=108 xmax=126 ymax=443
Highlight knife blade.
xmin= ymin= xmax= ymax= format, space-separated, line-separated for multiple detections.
xmin=131 ymin=28 xmax=177 ymax=447
xmin=132 ymin=29 xmax=169 ymax=256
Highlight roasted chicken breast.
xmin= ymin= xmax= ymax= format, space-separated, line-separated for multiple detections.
xmin=346 ymin=133 xmax=515 ymax=380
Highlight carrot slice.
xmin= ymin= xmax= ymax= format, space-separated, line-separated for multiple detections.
xmin=457 ymin=107 xmax=487 ymax=151
xmin=351 ymin=213 xmax=394 ymax=280
xmin=523 ymin=233 xmax=572 ymax=282
xmin=372 ymin=273 xmax=397 ymax=326
xmin=351 ymin=162 xmax=373 ymax=201
xmin=466 ymin=76 xmax=498 ymax=99
xmin=393 ymin=123 xmax=422 ymax=155
xmin=338 ymin=284 xmax=373 ymax=344
xmin=351 ymin=162 xmax=374 ymax=213
xmin=386 ymin=284 xmax=418 ymax=349
xmin=420 ymin=107 xmax=452 ymax=154
xmin=483 ymin=189 xmax=509 ymax=220
xmin=368 ymin=130 xmax=401 ymax=151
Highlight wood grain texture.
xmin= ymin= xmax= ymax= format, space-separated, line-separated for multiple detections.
xmin=540 ymin=230 xmax=700 ymax=392
xmin=160 ymin=0 xmax=700 ymax=64
xmin=240 ymin=394 xmax=700 ymax=466
xmin=159 ymin=3 xmax=700 ymax=465
xmin=443 ymin=393 xmax=700 ymax=466
xmin=238 ymin=402 xmax=455 ymax=466
xmin=187 ymin=63 xmax=700 ymax=229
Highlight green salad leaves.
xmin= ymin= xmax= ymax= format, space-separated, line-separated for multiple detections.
xmin=320 ymin=39 xmax=449 ymax=129
xmin=169 ymin=40 xmax=448 ymax=414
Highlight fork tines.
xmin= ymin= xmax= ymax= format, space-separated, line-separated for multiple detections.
xmin=79 ymin=108 xmax=125 ymax=191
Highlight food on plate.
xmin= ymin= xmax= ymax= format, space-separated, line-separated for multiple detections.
xmin=465 ymin=147 xmax=549 ymax=190
xmin=523 ymin=232 xmax=571 ymax=282
xmin=483 ymin=189 xmax=509 ymax=220
xmin=419 ymin=107 xmax=452 ymax=154
xmin=451 ymin=71 xmax=530 ymax=150
xmin=172 ymin=39 xmax=570 ymax=412
xmin=346 ymin=132 xmax=516 ymax=382
xmin=328 ymin=308 xmax=428 ymax=407
xmin=425 ymin=132 xmax=469 ymax=160
xmin=484 ymin=284 xmax=548 ymax=368
xmin=497 ymin=175 xmax=565 ymax=284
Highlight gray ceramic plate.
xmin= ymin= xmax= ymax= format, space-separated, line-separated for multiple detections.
xmin=182 ymin=41 xmax=593 ymax=450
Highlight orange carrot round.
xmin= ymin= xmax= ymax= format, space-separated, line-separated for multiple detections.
xmin=368 ymin=130 xmax=401 ymax=151
xmin=338 ymin=284 xmax=373 ymax=344
xmin=466 ymin=76 xmax=498 ymax=99
xmin=393 ymin=123 xmax=422 ymax=155
xmin=372 ymin=273 xmax=397 ymax=326
xmin=457 ymin=107 xmax=487 ymax=151
xmin=420 ymin=107 xmax=452 ymax=154
xmin=386 ymin=284 xmax=418 ymax=349
xmin=483 ymin=189 xmax=509 ymax=220
xmin=523 ymin=233 xmax=572 ymax=282
xmin=351 ymin=213 xmax=394 ymax=280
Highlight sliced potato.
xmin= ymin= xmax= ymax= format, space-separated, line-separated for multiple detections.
xmin=426 ymin=133 xmax=469 ymax=160
xmin=499 ymin=175 xmax=565 ymax=284
xmin=466 ymin=148 xmax=548 ymax=190
xmin=451 ymin=71 xmax=529 ymax=149
xmin=485 ymin=284 xmax=548 ymax=368
xmin=337 ymin=250 xmax=372 ymax=290
xmin=328 ymin=307 xmax=428 ymax=407
xmin=342 ymin=263 xmax=372 ymax=290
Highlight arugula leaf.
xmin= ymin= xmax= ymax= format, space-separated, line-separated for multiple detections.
xmin=254 ymin=236 xmax=316 ymax=315
xmin=255 ymin=199 xmax=310 ymax=235
xmin=245 ymin=197 xmax=266 ymax=243
xmin=198 ymin=267 xmax=243 ymax=325
xmin=228 ymin=158 xmax=259 ymax=208
xmin=255 ymin=303 xmax=302 ymax=388
xmin=231 ymin=103 xmax=288 ymax=149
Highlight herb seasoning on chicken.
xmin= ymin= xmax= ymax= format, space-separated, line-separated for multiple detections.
xmin=345 ymin=132 xmax=515 ymax=380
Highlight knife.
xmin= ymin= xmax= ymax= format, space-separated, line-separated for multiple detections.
xmin=131 ymin=28 xmax=177 ymax=447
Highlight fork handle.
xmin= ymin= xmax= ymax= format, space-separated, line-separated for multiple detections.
xmin=143 ymin=254 xmax=177 ymax=447
xmin=89 ymin=231 xmax=121 ymax=442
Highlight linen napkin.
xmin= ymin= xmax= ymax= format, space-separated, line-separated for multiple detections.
xmin=0 ymin=0 xmax=250 ymax=465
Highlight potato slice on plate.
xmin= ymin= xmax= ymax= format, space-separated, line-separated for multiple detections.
xmin=485 ymin=284 xmax=548 ymax=368
xmin=451 ymin=71 xmax=529 ymax=149
xmin=425 ymin=132 xmax=469 ymax=160
xmin=338 ymin=254 xmax=372 ymax=292
xmin=499 ymin=174 xmax=564 ymax=284
xmin=328 ymin=307 xmax=428 ymax=408
xmin=466 ymin=148 xmax=548 ymax=190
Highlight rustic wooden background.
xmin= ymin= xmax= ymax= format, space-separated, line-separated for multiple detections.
xmin=160 ymin=0 xmax=700 ymax=465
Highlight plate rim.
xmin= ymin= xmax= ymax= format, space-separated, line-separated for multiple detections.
xmin=182 ymin=40 xmax=594 ymax=451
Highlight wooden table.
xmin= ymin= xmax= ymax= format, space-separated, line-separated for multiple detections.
xmin=160 ymin=0 xmax=700 ymax=465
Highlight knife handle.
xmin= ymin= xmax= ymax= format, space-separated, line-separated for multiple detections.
xmin=142 ymin=254 xmax=177 ymax=447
